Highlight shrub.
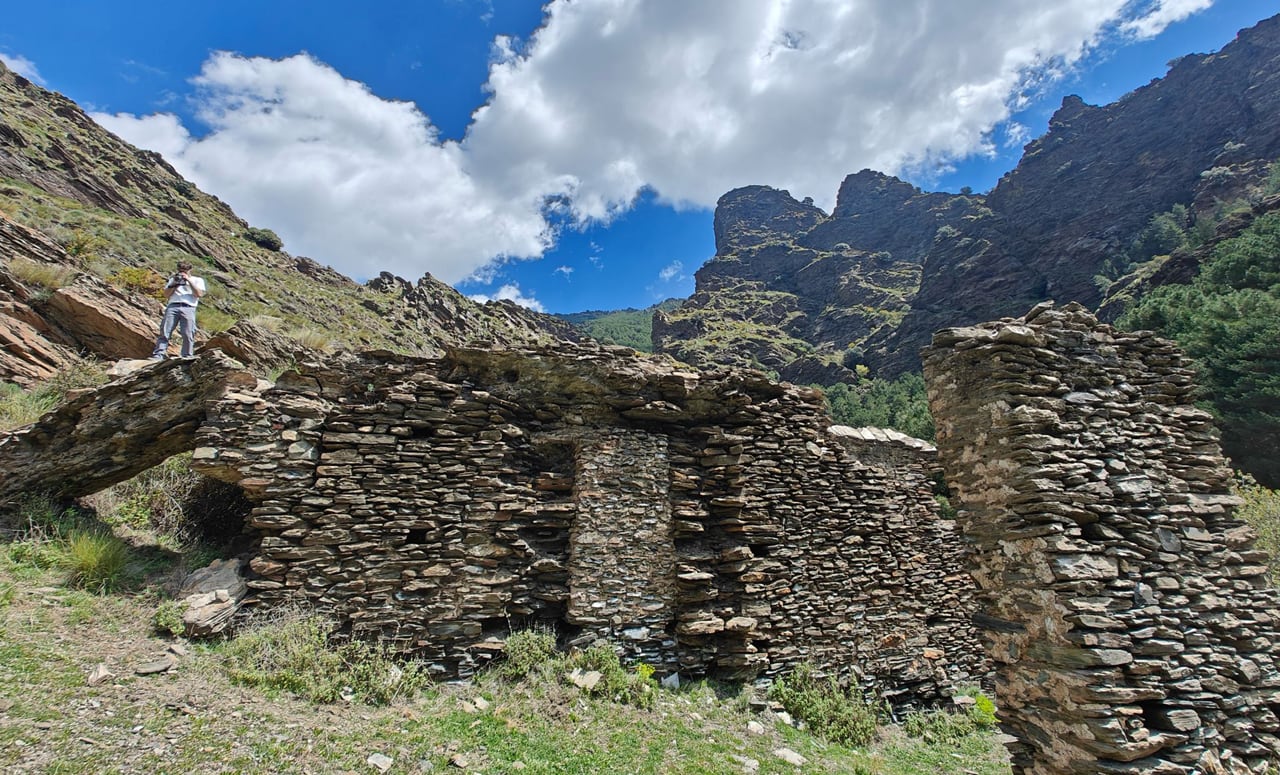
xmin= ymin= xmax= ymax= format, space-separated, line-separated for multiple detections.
xmin=244 ymin=227 xmax=283 ymax=251
xmin=110 ymin=266 xmax=166 ymax=299
xmin=61 ymin=229 xmax=107 ymax=260
xmin=565 ymin=643 xmax=658 ymax=709
xmin=768 ymin=663 xmax=882 ymax=747
xmin=61 ymin=530 xmax=131 ymax=592
xmin=500 ymin=627 xmax=559 ymax=678
xmin=223 ymin=610 xmax=430 ymax=705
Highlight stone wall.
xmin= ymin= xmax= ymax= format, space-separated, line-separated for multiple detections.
xmin=923 ymin=302 xmax=1280 ymax=774
xmin=193 ymin=342 xmax=987 ymax=702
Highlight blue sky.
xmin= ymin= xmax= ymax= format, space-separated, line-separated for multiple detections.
xmin=1 ymin=1 xmax=1276 ymax=314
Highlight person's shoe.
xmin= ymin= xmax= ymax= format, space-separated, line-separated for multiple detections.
xmin=149 ymin=355 xmax=166 ymax=360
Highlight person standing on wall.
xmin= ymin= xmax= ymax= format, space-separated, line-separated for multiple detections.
xmin=150 ymin=260 xmax=206 ymax=359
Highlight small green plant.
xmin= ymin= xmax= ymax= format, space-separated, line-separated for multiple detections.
xmin=769 ymin=662 xmax=883 ymax=747
xmin=153 ymin=598 xmax=187 ymax=636
xmin=499 ymin=627 xmax=559 ymax=678
xmin=223 ymin=609 xmax=430 ymax=705
xmin=565 ymin=643 xmax=658 ymax=709
xmin=244 ymin=227 xmax=284 ymax=251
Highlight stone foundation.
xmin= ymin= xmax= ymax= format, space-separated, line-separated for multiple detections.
xmin=923 ymin=302 xmax=1280 ymax=774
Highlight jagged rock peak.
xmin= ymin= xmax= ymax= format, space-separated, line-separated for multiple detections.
xmin=713 ymin=185 xmax=825 ymax=254
xmin=831 ymin=169 xmax=935 ymax=219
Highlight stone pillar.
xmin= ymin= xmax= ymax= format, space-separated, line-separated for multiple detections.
xmin=567 ymin=429 xmax=676 ymax=667
xmin=923 ymin=302 xmax=1280 ymax=775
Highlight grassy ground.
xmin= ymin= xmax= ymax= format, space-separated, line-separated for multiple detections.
xmin=0 ymin=530 xmax=1013 ymax=775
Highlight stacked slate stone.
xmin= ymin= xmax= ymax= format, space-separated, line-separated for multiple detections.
xmin=193 ymin=340 xmax=988 ymax=704
xmin=923 ymin=301 xmax=1280 ymax=775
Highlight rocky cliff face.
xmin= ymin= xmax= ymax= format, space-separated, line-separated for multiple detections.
xmin=653 ymin=174 xmax=976 ymax=380
xmin=658 ymin=14 xmax=1280 ymax=380
xmin=0 ymin=61 xmax=579 ymax=384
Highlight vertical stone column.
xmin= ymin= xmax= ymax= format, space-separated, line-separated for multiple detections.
xmin=923 ymin=303 xmax=1280 ymax=775
xmin=567 ymin=429 xmax=676 ymax=667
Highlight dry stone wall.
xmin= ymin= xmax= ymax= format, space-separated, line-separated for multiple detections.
xmin=193 ymin=342 xmax=987 ymax=703
xmin=923 ymin=302 xmax=1280 ymax=775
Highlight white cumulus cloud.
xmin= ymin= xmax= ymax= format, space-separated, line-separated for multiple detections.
xmin=1123 ymin=0 xmax=1215 ymax=39
xmin=0 ymin=52 xmax=44 ymax=84
xmin=88 ymin=0 xmax=1218 ymax=286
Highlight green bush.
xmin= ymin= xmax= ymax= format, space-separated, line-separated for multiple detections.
xmin=566 ymin=643 xmax=658 ymax=709
xmin=768 ymin=663 xmax=882 ymax=747
xmin=244 ymin=227 xmax=283 ymax=251
xmin=1121 ymin=211 xmax=1280 ymax=486
xmin=500 ymin=627 xmax=559 ymax=678
xmin=223 ymin=610 xmax=430 ymax=705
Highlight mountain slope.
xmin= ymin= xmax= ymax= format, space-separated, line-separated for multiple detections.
xmin=0 ymin=60 xmax=580 ymax=384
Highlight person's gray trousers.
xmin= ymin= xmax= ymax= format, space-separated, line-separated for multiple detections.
xmin=152 ymin=304 xmax=198 ymax=357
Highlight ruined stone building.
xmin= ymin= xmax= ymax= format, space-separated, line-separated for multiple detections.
xmin=5 ymin=304 xmax=1280 ymax=774
xmin=188 ymin=343 xmax=987 ymax=702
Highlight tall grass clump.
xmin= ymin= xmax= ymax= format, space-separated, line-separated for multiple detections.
xmin=769 ymin=662 xmax=883 ymax=747
xmin=6 ymin=256 xmax=76 ymax=293
xmin=902 ymin=687 xmax=999 ymax=744
xmin=223 ymin=609 xmax=430 ymax=706
xmin=61 ymin=530 xmax=131 ymax=592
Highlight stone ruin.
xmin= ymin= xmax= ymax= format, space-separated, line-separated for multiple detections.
xmin=923 ymin=302 xmax=1280 ymax=774
xmin=4 ymin=303 xmax=1280 ymax=773
xmin=186 ymin=343 xmax=987 ymax=702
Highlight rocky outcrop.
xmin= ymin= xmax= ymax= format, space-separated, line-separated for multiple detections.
xmin=0 ymin=351 xmax=258 ymax=513
xmin=655 ymin=174 xmax=971 ymax=374
xmin=923 ymin=302 xmax=1280 ymax=775
xmin=190 ymin=341 xmax=987 ymax=698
